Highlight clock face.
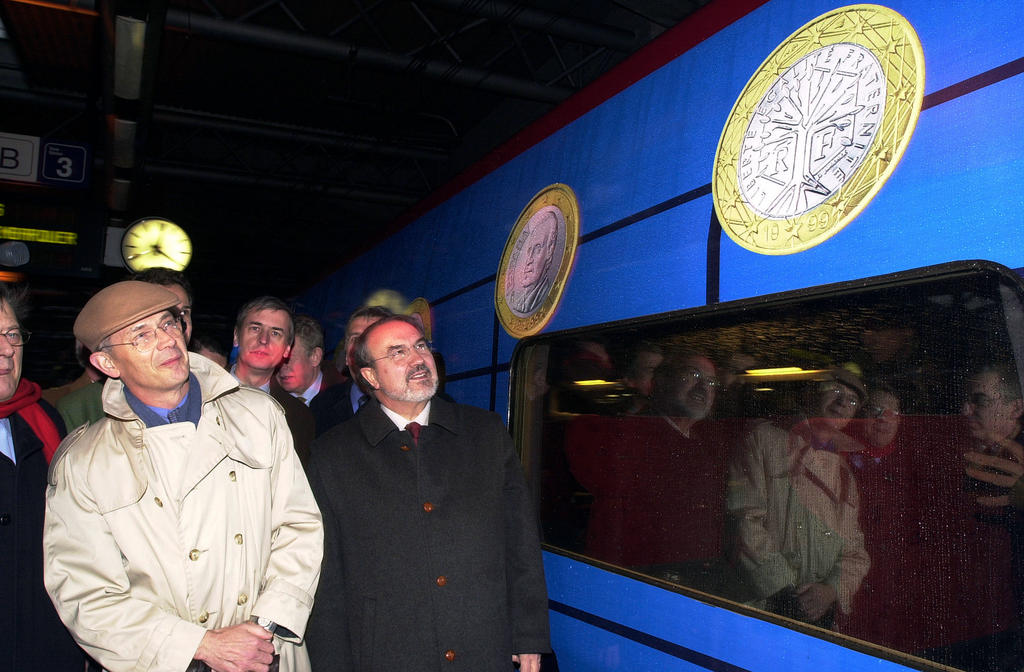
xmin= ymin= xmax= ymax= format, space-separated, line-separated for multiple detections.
xmin=121 ymin=217 xmax=192 ymax=271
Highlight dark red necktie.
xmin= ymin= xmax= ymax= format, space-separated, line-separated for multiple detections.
xmin=406 ymin=422 xmax=421 ymax=445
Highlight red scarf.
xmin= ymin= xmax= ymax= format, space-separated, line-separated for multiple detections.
xmin=0 ymin=378 xmax=62 ymax=463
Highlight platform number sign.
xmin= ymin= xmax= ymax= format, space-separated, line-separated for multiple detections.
xmin=40 ymin=142 xmax=89 ymax=186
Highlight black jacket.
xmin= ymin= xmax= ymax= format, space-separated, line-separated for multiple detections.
xmin=0 ymin=402 xmax=85 ymax=672
xmin=305 ymin=397 xmax=550 ymax=671
xmin=309 ymin=379 xmax=359 ymax=438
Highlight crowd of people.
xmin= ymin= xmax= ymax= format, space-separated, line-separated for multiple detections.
xmin=10 ymin=266 xmax=1024 ymax=672
xmin=0 ymin=273 xmax=552 ymax=672
xmin=547 ymin=332 xmax=1024 ymax=671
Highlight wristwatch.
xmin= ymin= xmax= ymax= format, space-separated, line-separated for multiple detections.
xmin=253 ymin=615 xmax=278 ymax=634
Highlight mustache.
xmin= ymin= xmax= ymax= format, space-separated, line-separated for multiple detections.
xmin=407 ymin=363 xmax=432 ymax=380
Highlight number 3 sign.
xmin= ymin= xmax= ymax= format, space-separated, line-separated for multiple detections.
xmin=40 ymin=142 xmax=89 ymax=187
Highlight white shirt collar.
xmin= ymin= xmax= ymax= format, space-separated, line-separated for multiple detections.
xmin=230 ymin=363 xmax=270 ymax=393
xmin=379 ymin=401 xmax=431 ymax=431
xmin=0 ymin=418 xmax=14 ymax=464
xmin=293 ymin=371 xmax=323 ymax=405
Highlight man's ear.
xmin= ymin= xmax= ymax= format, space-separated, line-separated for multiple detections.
xmin=311 ymin=347 xmax=324 ymax=368
xmin=232 ymin=329 xmax=239 ymax=348
xmin=89 ymin=350 xmax=121 ymax=379
xmin=283 ymin=344 xmax=292 ymax=360
xmin=1011 ymin=397 xmax=1024 ymax=421
xmin=361 ymin=366 xmax=381 ymax=390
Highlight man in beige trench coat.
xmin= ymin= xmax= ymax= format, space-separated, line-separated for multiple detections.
xmin=42 ymin=281 xmax=323 ymax=672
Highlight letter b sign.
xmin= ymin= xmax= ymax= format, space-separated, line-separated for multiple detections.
xmin=0 ymin=133 xmax=39 ymax=183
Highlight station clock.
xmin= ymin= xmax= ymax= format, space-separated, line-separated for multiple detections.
xmin=121 ymin=217 xmax=192 ymax=272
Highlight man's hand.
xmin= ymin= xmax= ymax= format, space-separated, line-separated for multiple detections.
xmin=965 ymin=438 xmax=1024 ymax=506
xmin=513 ymin=653 xmax=542 ymax=672
xmin=194 ymin=623 xmax=275 ymax=672
xmin=791 ymin=418 xmax=863 ymax=453
xmin=795 ymin=582 xmax=836 ymax=623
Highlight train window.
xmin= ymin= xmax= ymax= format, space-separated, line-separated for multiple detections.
xmin=511 ymin=263 xmax=1024 ymax=671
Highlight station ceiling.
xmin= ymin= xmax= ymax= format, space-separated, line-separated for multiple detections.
xmin=0 ymin=0 xmax=709 ymax=322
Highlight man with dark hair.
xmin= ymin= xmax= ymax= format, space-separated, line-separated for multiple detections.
xmin=966 ymin=364 xmax=1024 ymax=508
xmin=566 ymin=351 xmax=731 ymax=587
xmin=309 ymin=305 xmax=393 ymax=437
xmin=0 ymin=283 xmax=85 ymax=672
xmin=964 ymin=364 xmax=1024 ymax=504
xmin=233 ymin=296 xmax=315 ymax=465
xmin=306 ymin=314 xmax=550 ymax=671
xmin=276 ymin=315 xmax=325 ymax=406
xmin=189 ymin=331 xmax=229 ymax=369
xmin=233 ymin=296 xmax=295 ymax=383
xmin=130 ymin=267 xmax=194 ymax=343
xmin=44 ymin=281 xmax=322 ymax=672
xmin=42 ymin=340 xmax=102 ymax=407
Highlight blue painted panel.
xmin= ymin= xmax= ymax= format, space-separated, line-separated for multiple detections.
xmin=443 ymin=374 xmax=491 ymax=413
xmin=554 ymin=200 xmax=710 ymax=329
xmin=550 ymin=612 xmax=711 ymax=672
xmin=544 ymin=552 xmax=915 ymax=672
xmin=441 ymin=371 xmax=506 ymax=416
xmin=493 ymin=370 xmax=509 ymax=421
xmin=497 ymin=328 xmax=518 ymax=368
xmin=431 ymin=284 xmax=494 ymax=377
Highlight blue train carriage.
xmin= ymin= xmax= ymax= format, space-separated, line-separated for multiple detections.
xmin=512 ymin=260 xmax=1024 ymax=671
xmin=296 ymin=1 xmax=1024 ymax=669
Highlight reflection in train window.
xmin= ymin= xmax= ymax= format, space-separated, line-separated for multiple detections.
xmin=512 ymin=264 xmax=1024 ymax=672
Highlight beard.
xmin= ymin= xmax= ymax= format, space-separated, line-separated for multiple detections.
xmin=390 ymin=363 xmax=439 ymax=403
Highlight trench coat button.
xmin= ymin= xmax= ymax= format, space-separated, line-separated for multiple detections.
xmin=189 ymin=549 xmax=201 ymax=561
xmin=444 ymin=649 xmax=456 ymax=662
xmin=229 ymin=471 xmax=237 ymax=481
xmin=237 ymin=593 xmax=248 ymax=605
xmin=216 ymin=416 xmax=222 ymax=426
xmin=234 ymin=533 xmax=243 ymax=545
xmin=198 ymin=611 xmax=209 ymax=624
xmin=436 ymin=575 xmax=447 ymax=587
xmin=154 ymin=497 xmax=163 ymax=507
xmin=400 ymin=444 xmax=411 ymax=452
xmin=0 ymin=513 xmax=9 ymax=526
xmin=423 ymin=502 xmax=434 ymax=512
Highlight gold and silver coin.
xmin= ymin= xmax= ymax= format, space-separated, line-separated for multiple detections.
xmin=713 ymin=4 xmax=924 ymax=254
xmin=496 ymin=183 xmax=580 ymax=338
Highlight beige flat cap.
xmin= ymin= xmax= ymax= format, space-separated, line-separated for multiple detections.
xmin=74 ymin=281 xmax=180 ymax=351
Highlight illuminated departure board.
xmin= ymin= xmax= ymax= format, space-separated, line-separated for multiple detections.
xmin=0 ymin=198 xmax=102 ymax=277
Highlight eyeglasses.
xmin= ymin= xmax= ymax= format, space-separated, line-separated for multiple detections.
xmin=821 ymin=385 xmax=860 ymax=407
xmin=104 ymin=317 xmax=182 ymax=352
xmin=0 ymin=329 xmax=30 ymax=347
xmin=966 ymin=392 xmax=1003 ymax=409
xmin=865 ymin=405 xmax=900 ymax=419
xmin=371 ymin=340 xmax=432 ymax=364
xmin=682 ymin=367 xmax=720 ymax=389
xmin=245 ymin=322 xmax=288 ymax=342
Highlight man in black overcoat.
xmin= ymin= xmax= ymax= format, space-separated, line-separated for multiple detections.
xmin=309 ymin=305 xmax=393 ymax=437
xmin=0 ymin=283 xmax=85 ymax=672
xmin=306 ymin=315 xmax=550 ymax=671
